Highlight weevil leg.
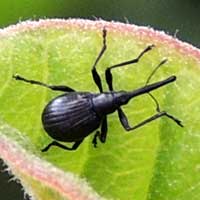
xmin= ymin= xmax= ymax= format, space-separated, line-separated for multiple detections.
xmin=92 ymin=131 xmax=100 ymax=148
xmin=41 ymin=139 xmax=83 ymax=152
xmin=92 ymin=116 xmax=108 ymax=147
xmin=117 ymin=107 xmax=183 ymax=131
xmin=100 ymin=116 xmax=108 ymax=142
xmin=13 ymin=74 xmax=75 ymax=92
xmin=105 ymin=45 xmax=155 ymax=91
xmin=91 ymin=28 xmax=107 ymax=93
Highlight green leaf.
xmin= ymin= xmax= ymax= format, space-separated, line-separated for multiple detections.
xmin=0 ymin=19 xmax=199 ymax=200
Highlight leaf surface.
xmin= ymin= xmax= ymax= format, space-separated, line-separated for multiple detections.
xmin=0 ymin=19 xmax=199 ymax=200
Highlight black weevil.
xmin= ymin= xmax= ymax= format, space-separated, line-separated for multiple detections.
xmin=13 ymin=28 xmax=183 ymax=152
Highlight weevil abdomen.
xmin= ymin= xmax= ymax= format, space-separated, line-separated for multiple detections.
xmin=42 ymin=92 xmax=101 ymax=142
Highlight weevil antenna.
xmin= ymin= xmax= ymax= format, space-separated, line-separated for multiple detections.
xmin=145 ymin=59 xmax=168 ymax=112
xmin=146 ymin=59 xmax=168 ymax=85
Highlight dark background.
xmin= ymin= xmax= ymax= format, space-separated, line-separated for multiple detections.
xmin=0 ymin=1 xmax=199 ymax=200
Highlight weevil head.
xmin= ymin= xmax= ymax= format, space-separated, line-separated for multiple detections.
xmin=113 ymin=91 xmax=131 ymax=107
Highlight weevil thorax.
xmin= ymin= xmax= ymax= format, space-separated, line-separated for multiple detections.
xmin=92 ymin=91 xmax=129 ymax=116
xmin=92 ymin=92 xmax=117 ymax=116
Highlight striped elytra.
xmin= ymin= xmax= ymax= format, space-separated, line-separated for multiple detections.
xmin=42 ymin=92 xmax=101 ymax=142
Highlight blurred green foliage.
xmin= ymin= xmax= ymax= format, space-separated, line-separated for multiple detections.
xmin=0 ymin=0 xmax=199 ymax=47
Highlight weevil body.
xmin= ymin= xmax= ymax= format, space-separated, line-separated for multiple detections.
xmin=13 ymin=28 xmax=183 ymax=152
